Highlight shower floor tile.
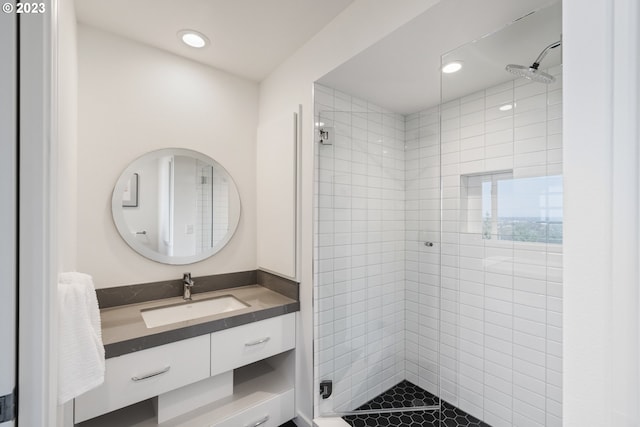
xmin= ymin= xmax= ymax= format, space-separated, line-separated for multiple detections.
xmin=342 ymin=380 xmax=491 ymax=427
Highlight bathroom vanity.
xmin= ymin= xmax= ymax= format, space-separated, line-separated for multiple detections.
xmin=75 ymin=281 xmax=298 ymax=427
xmin=75 ymin=148 xmax=300 ymax=426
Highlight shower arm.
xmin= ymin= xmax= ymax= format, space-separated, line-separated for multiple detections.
xmin=531 ymin=40 xmax=561 ymax=69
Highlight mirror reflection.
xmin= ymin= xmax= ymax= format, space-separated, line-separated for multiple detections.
xmin=112 ymin=148 xmax=241 ymax=265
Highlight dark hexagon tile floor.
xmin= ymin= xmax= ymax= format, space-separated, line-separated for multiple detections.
xmin=342 ymin=380 xmax=491 ymax=427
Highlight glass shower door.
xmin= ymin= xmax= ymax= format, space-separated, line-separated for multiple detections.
xmin=438 ymin=2 xmax=563 ymax=426
xmin=313 ymin=84 xmax=442 ymax=423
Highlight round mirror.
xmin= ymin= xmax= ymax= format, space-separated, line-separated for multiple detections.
xmin=111 ymin=148 xmax=241 ymax=265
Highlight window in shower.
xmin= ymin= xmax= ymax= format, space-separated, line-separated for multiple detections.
xmin=462 ymin=172 xmax=563 ymax=243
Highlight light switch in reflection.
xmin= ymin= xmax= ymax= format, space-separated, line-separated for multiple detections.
xmin=185 ymin=224 xmax=194 ymax=234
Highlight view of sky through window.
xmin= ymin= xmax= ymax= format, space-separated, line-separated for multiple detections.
xmin=481 ymin=174 xmax=563 ymax=244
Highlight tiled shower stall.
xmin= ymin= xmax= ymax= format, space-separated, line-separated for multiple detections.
xmin=313 ymin=63 xmax=562 ymax=427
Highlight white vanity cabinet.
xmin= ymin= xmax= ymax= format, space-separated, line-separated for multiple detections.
xmin=213 ymin=389 xmax=295 ymax=427
xmin=74 ymin=313 xmax=296 ymax=426
xmin=74 ymin=334 xmax=210 ymax=423
xmin=210 ymin=312 xmax=295 ymax=376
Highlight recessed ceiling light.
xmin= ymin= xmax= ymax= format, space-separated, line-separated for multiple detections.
xmin=442 ymin=61 xmax=463 ymax=74
xmin=499 ymin=104 xmax=513 ymax=111
xmin=178 ymin=30 xmax=209 ymax=48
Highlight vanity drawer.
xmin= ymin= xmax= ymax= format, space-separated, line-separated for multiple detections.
xmin=211 ymin=388 xmax=294 ymax=427
xmin=210 ymin=313 xmax=295 ymax=376
xmin=74 ymin=334 xmax=210 ymax=423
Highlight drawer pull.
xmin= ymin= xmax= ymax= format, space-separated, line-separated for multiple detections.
xmin=245 ymin=337 xmax=271 ymax=347
xmin=131 ymin=366 xmax=171 ymax=382
xmin=245 ymin=415 xmax=269 ymax=427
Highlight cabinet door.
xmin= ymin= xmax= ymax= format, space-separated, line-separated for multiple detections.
xmin=75 ymin=334 xmax=210 ymax=423
xmin=210 ymin=313 xmax=295 ymax=376
xmin=212 ymin=389 xmax=294 ymax=427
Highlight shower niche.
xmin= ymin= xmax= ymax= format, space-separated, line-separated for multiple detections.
xmin=313 ymin=1 xmax=562 ymax=426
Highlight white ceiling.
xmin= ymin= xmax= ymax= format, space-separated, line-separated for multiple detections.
xmin=74 ymin=0 xmax=354 ymax=82
xmin=441 ymin=3 xmax=561 ymax=104
xmin=318 ymin=0 xmax=562 ymax=114
xmin=75 ymin=0 xmax=562 ymax=113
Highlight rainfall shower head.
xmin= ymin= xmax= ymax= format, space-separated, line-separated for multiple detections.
xmin=505 ymin=64 xmax=556 ymax=84
xmin=505 ymin=40 xmax=561 ymax=84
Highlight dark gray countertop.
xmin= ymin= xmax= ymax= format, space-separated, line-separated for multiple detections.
xmin=100 ymin=284 xmax=299 ymax=358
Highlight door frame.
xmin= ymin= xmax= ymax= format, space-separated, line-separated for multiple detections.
xmin=17 ymin=0 xmax=59 ymax=425
xmin=0 ymin=5 xmax=18 ymax=426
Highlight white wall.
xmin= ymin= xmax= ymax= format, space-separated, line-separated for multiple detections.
xmin=77 ymin=25 xmax=258 ymax=288
xmin=56 ymin=2 xmax=80 ymax=424
xmin=563 ymin=0 xmax=640 ymax=425
xmin=58 ymin=0 xmax=78 ymax=273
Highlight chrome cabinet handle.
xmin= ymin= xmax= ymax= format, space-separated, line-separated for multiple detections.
xmin=131 ymin=366 xmax=170 ymax=381
xmin=245 ymin=415 xmax=269 ymax=427
xmin=244 ymin=337 xmax=271 ymax=347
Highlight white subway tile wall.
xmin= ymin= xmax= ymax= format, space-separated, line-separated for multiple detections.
xmin=314 ymin=84 xmax=407 ymax=415
xmin=196 ymin=162 xmax=213 ymax=251
xmin=314 ymin=64 xmax=562 ymax=426
xmin=195 ymin=163 xmax=230 ymax=250
xmin=211 ymin=175 xmax=229 ymax=243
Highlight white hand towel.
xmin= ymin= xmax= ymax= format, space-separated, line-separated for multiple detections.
xmin=57 ymin=272 xmax=105 ymax=404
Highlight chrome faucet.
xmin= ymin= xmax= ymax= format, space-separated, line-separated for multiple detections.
xmin=183 ymin=273 xmax=195 ymax=300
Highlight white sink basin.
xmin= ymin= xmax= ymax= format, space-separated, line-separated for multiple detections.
xmin=141 ymin=295 xmax=249 ymax=328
